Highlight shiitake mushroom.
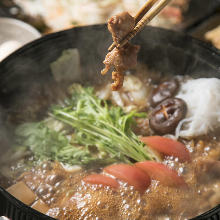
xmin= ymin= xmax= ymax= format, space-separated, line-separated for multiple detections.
xmin=150 ymin=79 xmax=179 ymax=107
xmin=149 ymin=98 xmax=187 ymax=135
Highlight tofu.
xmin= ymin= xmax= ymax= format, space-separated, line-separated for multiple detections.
xmin=31 ymin=199 xmax=49 ymax=214
xmin=7 ymin=181 xmax=36 ymax=205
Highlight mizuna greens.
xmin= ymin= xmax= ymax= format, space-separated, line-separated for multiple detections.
xmin=15 ymin=85 xmax=158 ymax=166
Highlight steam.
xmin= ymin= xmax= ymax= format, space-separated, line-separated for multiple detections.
xmin=50 ymin=49 xmax=81 ymax=83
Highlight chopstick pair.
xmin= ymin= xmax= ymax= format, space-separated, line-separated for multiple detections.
xmin=108 ymin=0 xmax=172 ymax=52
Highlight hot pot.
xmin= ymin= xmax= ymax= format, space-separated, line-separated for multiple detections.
xmin=0 ymin=24 xmax=219 ymax=219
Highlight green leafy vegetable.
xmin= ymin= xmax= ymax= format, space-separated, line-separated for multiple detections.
xmin=15 ymin=122 xmax=114 ymax=166
xmin=15 ymin=85 xmax=158 ymax=167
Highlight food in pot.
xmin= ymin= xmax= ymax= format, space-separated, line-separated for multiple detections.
xmin=149 ymin=98 xmax=187 ymax=135
xmin=1 ymin=66 xmax=220 ymax=219
xmin=150 ymin=79 xmax=179 ymax=107
xmin=176 ymin=78 xmax=220 ymax=138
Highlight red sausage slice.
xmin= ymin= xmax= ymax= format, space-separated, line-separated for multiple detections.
xmin=140 ymin=136 xmax=191 ymax=162
xmin=135 ymin=161 xmax=187 ymax=188
xmin=83 ymin=174 xmax=119 ymax=189
xmin=104 ymin=164 xmax=151 ymax=192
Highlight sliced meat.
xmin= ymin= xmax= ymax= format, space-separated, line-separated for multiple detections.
xmin=111 ymin=71 xmax=124 ymax=91
xmin=102 ymin=43 xmax=140 ymax=90
xmin=102 ymin=12 xmax=140 ymax=91
xmin=108 ymin=12 xmax=135 ymax=44
xmin=102 ymin=43 xmax=140 ymax=74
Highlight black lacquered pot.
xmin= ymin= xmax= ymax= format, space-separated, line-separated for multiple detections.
xmin=0 ymin=25 xmax=220 ymax=220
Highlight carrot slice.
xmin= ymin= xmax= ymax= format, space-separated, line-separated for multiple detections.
xmin=83 ymin=174 xmax=119 ymax=189
xmin=140 ymin=136 xmax=191 ymax=162
xmin=104 ymin=164 xmax=151 ymax=192
xmin=135 ymin=161 xmax=187 ymax=188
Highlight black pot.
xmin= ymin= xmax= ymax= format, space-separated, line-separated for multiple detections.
xmin=0 ymin=24 xmax=220 ymax=220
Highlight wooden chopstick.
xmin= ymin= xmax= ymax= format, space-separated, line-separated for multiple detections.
xmin=118 ymin=0 xmax=172 ymax=49
xmin=108 ymin=0 xmax=172 ymax=52
xmin=134 ymin=0 xmax=159 ymax=24
xmin=108 ymin=0 xmax=159 ymax=52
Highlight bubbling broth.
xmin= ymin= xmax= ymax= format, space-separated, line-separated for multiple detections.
xmin=1 ymin=66 xmax=220 ymax=220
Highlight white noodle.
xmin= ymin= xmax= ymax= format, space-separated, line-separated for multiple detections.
xmin=176 ymin=78 xmax=220 ymax=138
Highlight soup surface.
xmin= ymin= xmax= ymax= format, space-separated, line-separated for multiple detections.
xmin=1 ymin=66 xmax=220 ymax=220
